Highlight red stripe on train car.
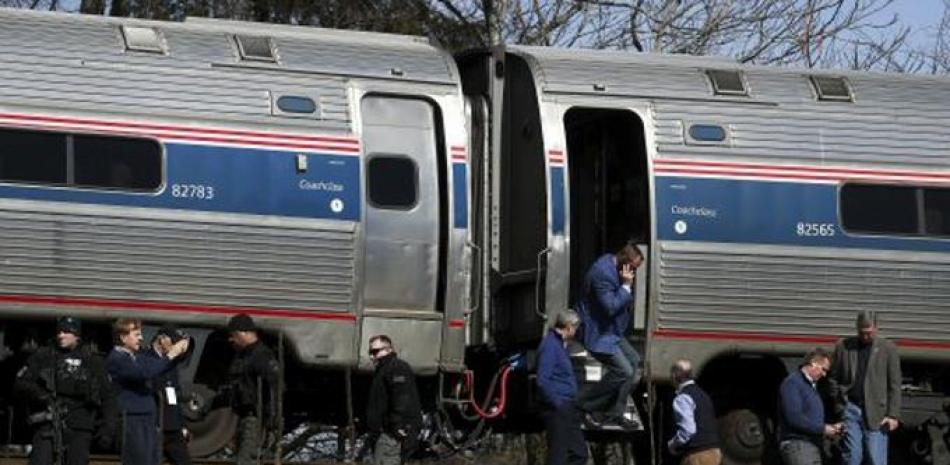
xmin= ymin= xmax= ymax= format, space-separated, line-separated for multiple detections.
xmin=653 ymin=328 xmax=836 ymax=344
xmin=0 ymin=112 xmax=360 ymax=145
xmin=0 ymin=294 xmax=357 ymax=322
xmin=653 ymin=328 xmax=950 ymax=350
xmin=448 ymin=319 xmax=465 ymax=329
xmin=655 ymin=158 xmax=950 ymax=179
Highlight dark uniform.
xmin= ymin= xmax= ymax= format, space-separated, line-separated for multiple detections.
xmin=15 ymin=319 xmax=116 ymax=465
xmin=153 ymin=325 xmax=192 ymax=465
xmin=106 ymin=345 xmax=174 ymax=465
xmin=228 ymin=339 xmax=279 ymax=465
xmin=366 ymin=353 xmax=423 ymax=465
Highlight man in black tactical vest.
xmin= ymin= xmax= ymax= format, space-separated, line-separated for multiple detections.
xmin=15 ymin=316 xmax=117 ymax=465
xmin=226 ymin=314 xmax=279 ymax=465
xmin=667 ymin=359 xmax=722 ymax=465
xmin=365 ymin=334 xmax=423 ymax=465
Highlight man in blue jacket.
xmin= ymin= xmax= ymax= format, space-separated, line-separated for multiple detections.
xmin=576 ymin=242 xmax=643 ymax=428
xmin=537 ymin=309 xmax=587 ymax=465
xmin=106 ymin=319 xmax=189 ymax=465
xmin=777 ymin=348 xmax=843 ymax=465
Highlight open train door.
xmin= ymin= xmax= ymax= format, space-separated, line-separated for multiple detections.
xmin=564 ymin=108 xmax=651 ymax=331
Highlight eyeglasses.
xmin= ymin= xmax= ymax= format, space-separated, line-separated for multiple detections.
xmin=368 ymin=347 xmax=387 ymax=356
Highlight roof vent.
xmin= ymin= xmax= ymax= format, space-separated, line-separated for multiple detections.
xmin=121 ymin=26 xmax=165 ymax=54
xmin=234 ymin=35 xmax=277 ymax=62
xmin=706 ymin=69 xmax=748 ymax=96
xmin=810 ymin=75 xmax=853 ymax=102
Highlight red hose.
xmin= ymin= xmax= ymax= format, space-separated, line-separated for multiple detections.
xmin=463 ymin=365 xmax=512 ymax=419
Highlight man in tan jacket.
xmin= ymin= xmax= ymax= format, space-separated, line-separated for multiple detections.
xmin=828 ymin=311 xmax=901 ymax=465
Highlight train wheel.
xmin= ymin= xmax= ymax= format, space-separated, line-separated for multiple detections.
xmin=183 ymin=384 xmax=239 ymax=457
xmin=188 ymin=406 xmax=239 ymax=456
xmin=719 ymin=409 xmax=765 ymax=465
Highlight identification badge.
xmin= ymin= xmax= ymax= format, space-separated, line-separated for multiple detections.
xmin=585 ymin=365 xmax=602 ymax=382
xmin=165 ymin=387 xmax=178 ymax=405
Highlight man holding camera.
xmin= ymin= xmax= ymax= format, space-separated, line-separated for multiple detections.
xmin=152 ymin=324 xmax=193 ymax=465
xmin=107 ymin=318 xmax=190 ymax=465
xmin=15 ymin=316 xmax=115 ymax=465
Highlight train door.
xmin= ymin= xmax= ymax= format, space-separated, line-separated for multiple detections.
xmin=359 ymin=95 xmax=445 ymax=372
xmin=565 ymin=108 xmax=650 ymax=330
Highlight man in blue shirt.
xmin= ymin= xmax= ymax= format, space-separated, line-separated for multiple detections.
xmin=576 ymin=242 xmax=643 ymax=429
xmin=668 ymin=359 xmax=721 ymax=465
xmin=537 ymin=310 xmax=587 ymax=465
xmin=777 ymin=348 xmax=843 ymax=465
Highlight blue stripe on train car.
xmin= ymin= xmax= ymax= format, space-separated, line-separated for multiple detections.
xmin=453 ymin=163 xmax=468 ymax=228
xmin=551 ymin=166 xmax=565 ymax=234
xmin=656 ymin=176 xmax=950 ymax=252
xmin=0 ymin=143 xmax=362 ymax=221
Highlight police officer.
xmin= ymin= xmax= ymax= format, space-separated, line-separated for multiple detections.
xmin=15 ymin=316 xmax=116 ymax=465
xmin=365 ymin=335 xmax=422 ymax=465
xmin=152 ymin=324 xmax=193 ymax=465
xmin=227 ymin=314 xmax=279 ymax=465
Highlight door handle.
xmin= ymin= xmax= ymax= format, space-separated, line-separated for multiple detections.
xmin=535 ymin=247 xmax=551 ymax=320
xmin=464 ymin=240 xmax=482 ymax=315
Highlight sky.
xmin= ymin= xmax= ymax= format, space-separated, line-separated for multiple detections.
xmin=884 ymin=0 xmax=944 ymax=47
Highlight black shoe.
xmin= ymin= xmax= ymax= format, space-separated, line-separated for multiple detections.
xmin=618 ymin=416 xmax=643 ymax=431
xmin=581 ymin=412 xmax=603 ymax=430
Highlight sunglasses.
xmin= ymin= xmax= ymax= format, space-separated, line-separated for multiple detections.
xmin=368 ymin=347 xmax=387 ymax=356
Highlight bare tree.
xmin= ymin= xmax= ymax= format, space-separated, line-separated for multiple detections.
xmin=1 ymin=0 xmax=946 ymax=74
xmin=427 ymin=0 xmax=949 ymax=73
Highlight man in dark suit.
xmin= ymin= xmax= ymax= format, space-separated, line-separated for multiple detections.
xmin=575 ymin=241 xmax=643 ymax=429
xmin=828 ymin=311 xmax=901 ymax=465
xmin=106 ymin=319 xmax=189 ymax=465
xmin=152 ymin=325 xmax=192 ymax=465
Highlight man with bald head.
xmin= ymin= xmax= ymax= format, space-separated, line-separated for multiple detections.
xmin=667 ymin=359 xmax=721 ymax=465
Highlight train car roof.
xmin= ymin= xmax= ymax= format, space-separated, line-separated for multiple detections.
xmin=0 ymin=7 xmax=458 ymax=131
xmin=508 ymin=44 xmax=950 ymax=108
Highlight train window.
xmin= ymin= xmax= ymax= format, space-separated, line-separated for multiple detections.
xmin=367 ymin=155 xmax=417 ymax=209
xmin=271 ymin=92 xmax=321 ymax=118
xmin=0 ymin=127 xmax=160 ymax=191
xmin=74 ymin=135 xmax=162 ymax=190
xmin=840 ymin=184 xmax=919 ymax=235
xmin=276 ymin=96 xmax=317 ymax=114
xmin=687 ymin=124 xmax=728 ymax=143
xmin=0 ymin=128 xmax=67 ymax=184
xmin=924 ymin=188 xmax=950 ymax=236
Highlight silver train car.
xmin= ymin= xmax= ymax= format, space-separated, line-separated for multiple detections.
xmin=3 ymin=7 xmax=950 ymax=464
xmin=461 ymin=47 xmax=950 ymax=463
xmin=0 ymin=7 xmax=470 ymax=456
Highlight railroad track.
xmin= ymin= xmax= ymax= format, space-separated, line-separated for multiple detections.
xmin=0 ymin=454 xmax=477 ymax=465
xmin=0 ymin=455 xmax=348 ymax=465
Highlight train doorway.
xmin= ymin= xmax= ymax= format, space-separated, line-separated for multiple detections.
xmin=564 ymin=108 xmax=650 ymax=320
